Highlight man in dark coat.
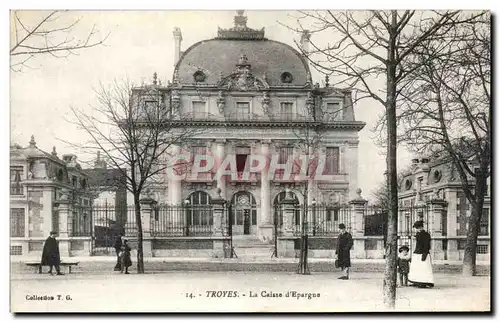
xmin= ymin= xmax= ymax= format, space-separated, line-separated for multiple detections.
xmin=335 ymin=223 xmax=353 ymax=280
xmin=41 ymin=231 xmax=64 ymax=275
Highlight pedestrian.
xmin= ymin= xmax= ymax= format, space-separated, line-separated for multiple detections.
xmin=398 ymin=245 xmax=411 ymax=287
xmin=113 ymin=233 xmax=123 ymax=271
xmin=408 ymin=220 xmax=434 ymax=288
xmin=41 ymin=231 xmax=64 ymax=276
xmin=335 ymin=223 xmax=353 ymax=280
xmin=120 ymin=239 xmax=132 ymax=274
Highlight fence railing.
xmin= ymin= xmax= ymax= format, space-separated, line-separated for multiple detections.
xmin=152 ymin=204 xmax=216 ymax=237
xmin=273 ymin=204 xmax=353 ymax=237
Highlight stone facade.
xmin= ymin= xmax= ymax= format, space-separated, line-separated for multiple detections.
xmin=10 ymin=136 xmax=93 ymax=258
xmin=134 ymin=11 xmax=365 ymax=243
xmin=399 ymin=156 xmax=491 ymax=262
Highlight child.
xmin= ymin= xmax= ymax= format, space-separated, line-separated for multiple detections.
xmin=120 ymin=239 xmax=132 ymax=274
xmin=398 ymin=245 xmax=411 ymax=287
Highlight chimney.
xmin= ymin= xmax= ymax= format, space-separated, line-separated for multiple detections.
xmin=300 ymin=30 xmax=311 ymax=55
xmin=173 ymin=27 xmax=183 ymax=68
xmin=94 ymin=151 xmax=107 ymax=169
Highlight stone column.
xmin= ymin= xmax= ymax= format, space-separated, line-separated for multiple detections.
xmin=259 ymin=140 xmax=273 ymax=242
xmin=56 ymin=198 xmax=72 ymax=258
xmin=345 ymin=142 xmax=359 ymax=200
xmin=349 ymin=188 xmax=367 ymax=259
xmin=278 ymin=194 xmax=298 ymax=257
xmin=429 ymin=198 xmax=447 ymax=260
xmin=139 ymin=198 xmax=156 ymax=257
xmin=215 ymin=140 xmax=226 ymax=199
xmin=211 ymin=192 xmax=228 ymax=258
xmin=168 ymin=144 xmax=182 ymax=205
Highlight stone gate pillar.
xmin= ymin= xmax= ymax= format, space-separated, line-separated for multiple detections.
xmin=56 ymin=197 xmax=72 ymax=258
xmin=139 ymin=198 xmax=156 ymax=257
xmin=211 ymin=190 xmax=228 ymax=258
xmin=349 ymin=188 xmax=367 ymax=259
xmin=278 ymin=191 xmax=298 ymax=257
xmin=429 ymin=198 xmax=447 ymax=260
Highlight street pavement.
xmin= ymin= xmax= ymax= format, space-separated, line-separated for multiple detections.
xmin=10 ymin=270 xmax=490 ymax=312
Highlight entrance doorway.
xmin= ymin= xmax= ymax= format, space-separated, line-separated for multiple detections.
xmin=230 ymin=191 xmax=257 ymax=235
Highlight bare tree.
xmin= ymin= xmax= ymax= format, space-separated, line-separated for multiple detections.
xmin=10 ymin=10 xmax=109 ymax=72
xmin=66 ymin=76 xmax=198 ymax=273
xmin=396 ymin=12 xmax=490 ymax=276
xmin=284 ymin=10 xmax=475 ymax=308
xmin=291 ymin=122 xmax=324 ymax=275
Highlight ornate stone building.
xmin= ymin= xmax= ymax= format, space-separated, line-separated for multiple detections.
xmin=138 ymin=11 xmax=366 ymax=243
xmin=10 ymin=136 xmax=93 ymax=257
xmin=398 ymin=156 xmax=491 ymax=262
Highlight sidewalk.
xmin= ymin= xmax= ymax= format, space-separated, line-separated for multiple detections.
xmin=10 ymin=255 xmax=491 ymax=265
xmin=11 ymin=256 xmax=490 ymax=275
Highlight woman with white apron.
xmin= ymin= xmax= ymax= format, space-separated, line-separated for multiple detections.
xmin=408 ymin=220 xmax=434 ymax=288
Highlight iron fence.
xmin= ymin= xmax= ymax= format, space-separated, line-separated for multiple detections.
xmin=91 ymin=203 xmax=134 ymax=252
xmin=151 ymin=204 xmax=216 ymax=237
xmin=273 ymin=204 xmax=353 ymax=237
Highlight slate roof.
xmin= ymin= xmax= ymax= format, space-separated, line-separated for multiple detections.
xmin=175 ymin=39 xmax=311 ymax=86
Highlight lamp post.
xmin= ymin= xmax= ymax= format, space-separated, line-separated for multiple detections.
xmin=184 ymin=199 xmax=190 ymax=236
xmin=312 ymin=198 xmax=317 ymax=237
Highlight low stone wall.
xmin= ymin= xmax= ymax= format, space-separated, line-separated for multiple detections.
xmin=278 ymin=236 xmax=385 ymax=259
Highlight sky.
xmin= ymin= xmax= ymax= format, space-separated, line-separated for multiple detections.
xmin=9 ymin=10 xmax=417 ymax=201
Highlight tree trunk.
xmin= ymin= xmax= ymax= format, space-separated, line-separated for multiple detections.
xmin=462 ymin=174 xmax=487 ymax=276
xmin=383 ymin=11 xmax=398 ymax=309
xmin=298 ymin=185 xmax=309 ymax=275
xmin=134 ymin=198 xmax=145 ymax=274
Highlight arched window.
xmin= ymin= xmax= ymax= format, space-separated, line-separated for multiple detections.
xmin=186 ymin=191 xmax=212 ymax=227
xmin=273 ymin=191 xmax=300 ymax=226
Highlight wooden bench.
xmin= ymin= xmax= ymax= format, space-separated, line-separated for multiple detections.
xmin=25 ymin=261 xmax=80 ymax=274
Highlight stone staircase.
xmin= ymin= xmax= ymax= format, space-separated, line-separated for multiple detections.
xmin=231 ymin=235 xmax=275 ymax=259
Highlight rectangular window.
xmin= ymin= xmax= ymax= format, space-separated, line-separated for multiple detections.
xmin=10 ymin=166 xmax=23 ymax=195
xmin=280 ymin=102 xmax=294 ymax=120
xmin=144 ymin=100 xmax=157 ymax=110
xmin=236 ymin=102 xmax=250 ymax=120
xmin=192 ymin=101 xmax=206 ymax=117
xmin=325 ymin=102 xmax=342 ymax=121
xmin=477 ymin=245 xmax=489 ymax=254
xmin=324 ymin=147 xmax=340 ymax=174
xmin=480 ymin=208 xmax=489 ymax=236
xmin=10 ymin=208 xmax=25 ymax=237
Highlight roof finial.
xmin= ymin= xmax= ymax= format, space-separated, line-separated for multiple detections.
xmin=52 ymin=146 xmax=57 ymax=157
xmin=29 ymin=135 xmax=36 ymax=148
xmin=97 ymin=151 xmax=100 ymax=161
xmin=153 ymin=72 xmax=158 ymax=85
xmin=234 ymin=10 xmax=248 ymax=29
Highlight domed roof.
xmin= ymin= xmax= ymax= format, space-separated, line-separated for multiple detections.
xmin=174 ymin=12 xmax=311 ymax=86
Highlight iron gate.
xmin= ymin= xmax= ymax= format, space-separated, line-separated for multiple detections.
xmin=397 ymin=205 xmax=430 ymax=252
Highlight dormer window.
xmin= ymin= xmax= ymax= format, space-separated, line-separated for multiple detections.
xmin=193 ymin=71 xmax=206 ymax=82
xmin=324 ymin=101 xmax=343 ymax=121
xmin=236 ymin=102 xmax=250 ymax=120
xmin=192 ymin=101 xmax=206 ymax=118
xmin=281 ymin=72 xmax=293 ymax=83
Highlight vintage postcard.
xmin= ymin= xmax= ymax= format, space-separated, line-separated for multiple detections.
xmin=9 ymin=9 xmax=491 ymax=313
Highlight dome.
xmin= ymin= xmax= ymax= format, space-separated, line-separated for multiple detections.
xmin=174 ymin=12 xmax=311 ymax=86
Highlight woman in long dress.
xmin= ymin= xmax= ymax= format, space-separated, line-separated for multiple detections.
xmin=408 ymin=220 xmax=434 ymax=288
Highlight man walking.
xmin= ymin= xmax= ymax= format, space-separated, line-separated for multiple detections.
xmin=335 ymin=223 xmax=353 ymax=280
xmin=41 ymin=231 xmax=64 ymax=275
